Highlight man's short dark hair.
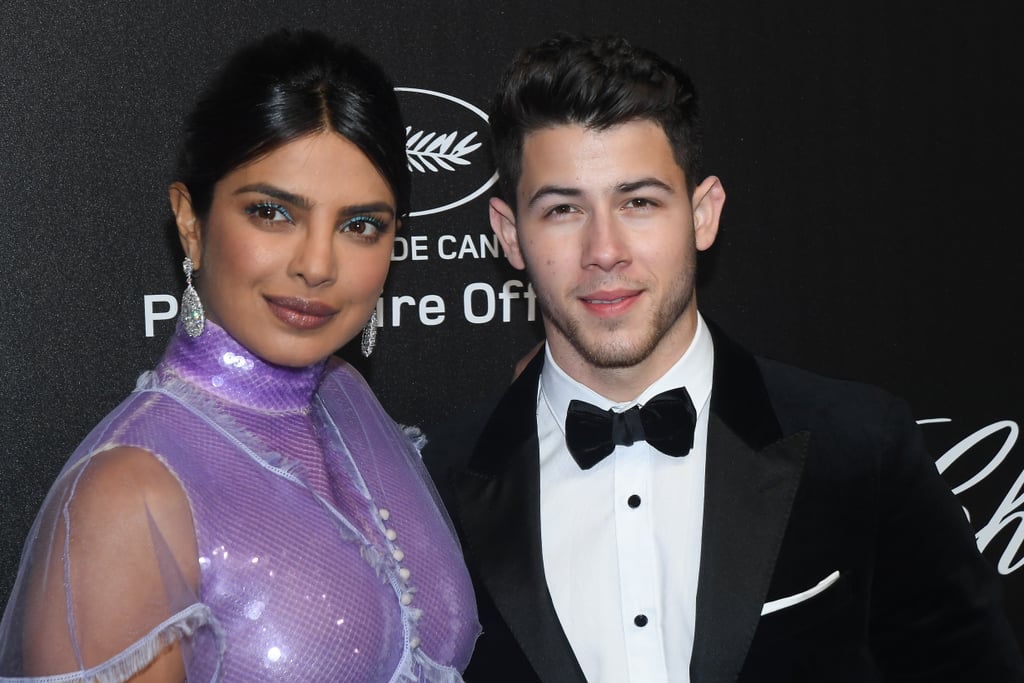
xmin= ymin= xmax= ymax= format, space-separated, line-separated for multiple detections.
xmin=489 ymin=32 xmax=703 ymax=205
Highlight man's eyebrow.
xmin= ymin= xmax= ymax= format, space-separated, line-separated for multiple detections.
xmin=617 ymin=177 xmax=675 ymax=194
xmin=525 ymin=178 xmax=677 ymax=208
xmin=525 ymin=185 xmax=581 ymax=209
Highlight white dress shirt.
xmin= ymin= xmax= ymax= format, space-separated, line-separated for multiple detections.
xmin=538 ymin=314 xmax=714 ymax=683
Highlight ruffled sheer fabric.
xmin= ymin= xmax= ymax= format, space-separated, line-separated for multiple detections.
xmin=0 ymin=321 xmax=479 ymax=681
xmin=0 ymin=451 xmax=224 ymax=682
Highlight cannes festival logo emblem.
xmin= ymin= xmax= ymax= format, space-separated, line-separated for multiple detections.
xmin=395 ymin=87 xmax=498 ymax=217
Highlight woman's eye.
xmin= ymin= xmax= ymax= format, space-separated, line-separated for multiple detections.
xmin=246 ymin=202 xmax=293 ymax=223
xmin=341 ymin=215 xmax=387 ymax=239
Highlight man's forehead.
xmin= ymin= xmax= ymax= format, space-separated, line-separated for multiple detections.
xmin=517 ymin=121 xmax=684 ymax=196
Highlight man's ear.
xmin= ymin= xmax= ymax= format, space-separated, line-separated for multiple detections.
xmin=169 ymin=182 xmax=203 ymax=268
xmin=691 ymin=175 xmax=726 ymax=252
xmin=489 ymin=197 xmax=526 ymax=270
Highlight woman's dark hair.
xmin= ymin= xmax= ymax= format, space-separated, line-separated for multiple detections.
xmin=175 ymin=29 xmax=409 ymax=221
xmin=490 ymin=32 xmax=702 ymax=204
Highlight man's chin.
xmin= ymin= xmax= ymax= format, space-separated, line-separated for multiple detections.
xmin=576 ymin=339 xmax=652 ymax=369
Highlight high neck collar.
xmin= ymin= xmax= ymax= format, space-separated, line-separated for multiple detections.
xmin=157 ymin=320 xmax=326 ymax=412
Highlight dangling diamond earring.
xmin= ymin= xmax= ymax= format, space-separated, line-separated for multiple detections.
xmin=361 ymin=308 xmax=378 ymax=357
xmin=180 ymin=256 xmax=205 ymax=338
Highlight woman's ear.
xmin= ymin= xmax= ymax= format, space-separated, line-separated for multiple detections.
xmin=691 ymin=175 xmax=726 ymax=252
xmin=169 ymin=182 xmax=203 ymax=268
xmin=490 ymin=197 xmax=525 ymax=270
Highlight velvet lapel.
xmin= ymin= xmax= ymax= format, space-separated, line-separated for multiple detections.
xmin=690 ymin=325 xmax=810 ymax=683
xmin=451 ymin=352 xmax=587 ymax=683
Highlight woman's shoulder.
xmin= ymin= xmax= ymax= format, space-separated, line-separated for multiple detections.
xmin=319 ymin=356 xmax=383 ymax=407
xmin=322 ymin=355 xmax=365 ymax=384
xmin=74 ymin=446 xmax=188 ymax=505
xmin=9 ymin=446 xmax=201 ymax=677
xmin=65 ymin=446 xmax=196 ymax=555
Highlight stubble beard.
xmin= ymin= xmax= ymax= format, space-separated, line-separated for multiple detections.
xmin=532 ymin=264 xmax=697 ymax=370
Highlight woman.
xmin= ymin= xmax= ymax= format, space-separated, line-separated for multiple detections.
xmin=0 ymin=28 xmax=479 ymax=681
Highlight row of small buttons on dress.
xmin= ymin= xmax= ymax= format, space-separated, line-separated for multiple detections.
xmin=380 ymin=507 xmax=422 ymax=649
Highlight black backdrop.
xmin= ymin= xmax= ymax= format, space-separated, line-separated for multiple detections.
xmin=3 ymin=0 xmax=1022 ymax=648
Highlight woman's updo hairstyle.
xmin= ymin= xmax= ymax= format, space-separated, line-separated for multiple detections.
xmin=175 ymin=29 xmax=410 ymax=222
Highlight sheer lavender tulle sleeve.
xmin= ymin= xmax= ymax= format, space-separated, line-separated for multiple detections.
xmin=0 ymin=444 xmax=222 ymax=682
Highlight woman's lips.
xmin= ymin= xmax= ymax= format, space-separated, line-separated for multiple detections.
xmin=265 ymin=296 xmax=338 ymax=330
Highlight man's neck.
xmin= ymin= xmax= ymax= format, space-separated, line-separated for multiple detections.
xmin=547 ymin=312 xmax=699 ymax=402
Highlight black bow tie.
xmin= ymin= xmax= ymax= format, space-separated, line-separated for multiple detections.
xmin=564 ymin=387 xmax=697 ymax=470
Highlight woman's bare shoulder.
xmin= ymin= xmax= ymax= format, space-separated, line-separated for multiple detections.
xmin=71 ymin=446 xmax=192 ymax=525
xmin=22 ymin=447 xmax=199 ymax=676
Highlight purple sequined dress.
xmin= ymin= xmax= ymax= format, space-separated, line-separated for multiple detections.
xmin=0 ymin=321 xmax=479 ymax=681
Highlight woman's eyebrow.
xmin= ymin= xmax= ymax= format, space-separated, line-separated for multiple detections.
xmin=339 ymin=202 xmax=396 ymax=218
xmin=234 ymin=183 xmax=313 ymax=210
xmin=233 ymin=184 xmax=395 ymax=218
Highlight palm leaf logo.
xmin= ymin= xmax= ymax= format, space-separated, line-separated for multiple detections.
xmin=406 ymin=127 xmax=482 ymax=173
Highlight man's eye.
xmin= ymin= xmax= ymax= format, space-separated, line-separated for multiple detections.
xmin=625 ymin=198 xmax=654 ymax=209
xmin=546 ymin=204 xmax=578 ymax=217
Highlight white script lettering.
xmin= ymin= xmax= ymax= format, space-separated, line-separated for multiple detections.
xmin=922 ymin=418 xmax=1023 ymax=574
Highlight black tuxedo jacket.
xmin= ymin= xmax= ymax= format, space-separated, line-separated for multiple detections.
xmin=424 ymin=324 xmax=1023 ymax=682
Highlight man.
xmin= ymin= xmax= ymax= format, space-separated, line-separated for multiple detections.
xmin=423 ymin=32 xmax=1023 ymax=682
